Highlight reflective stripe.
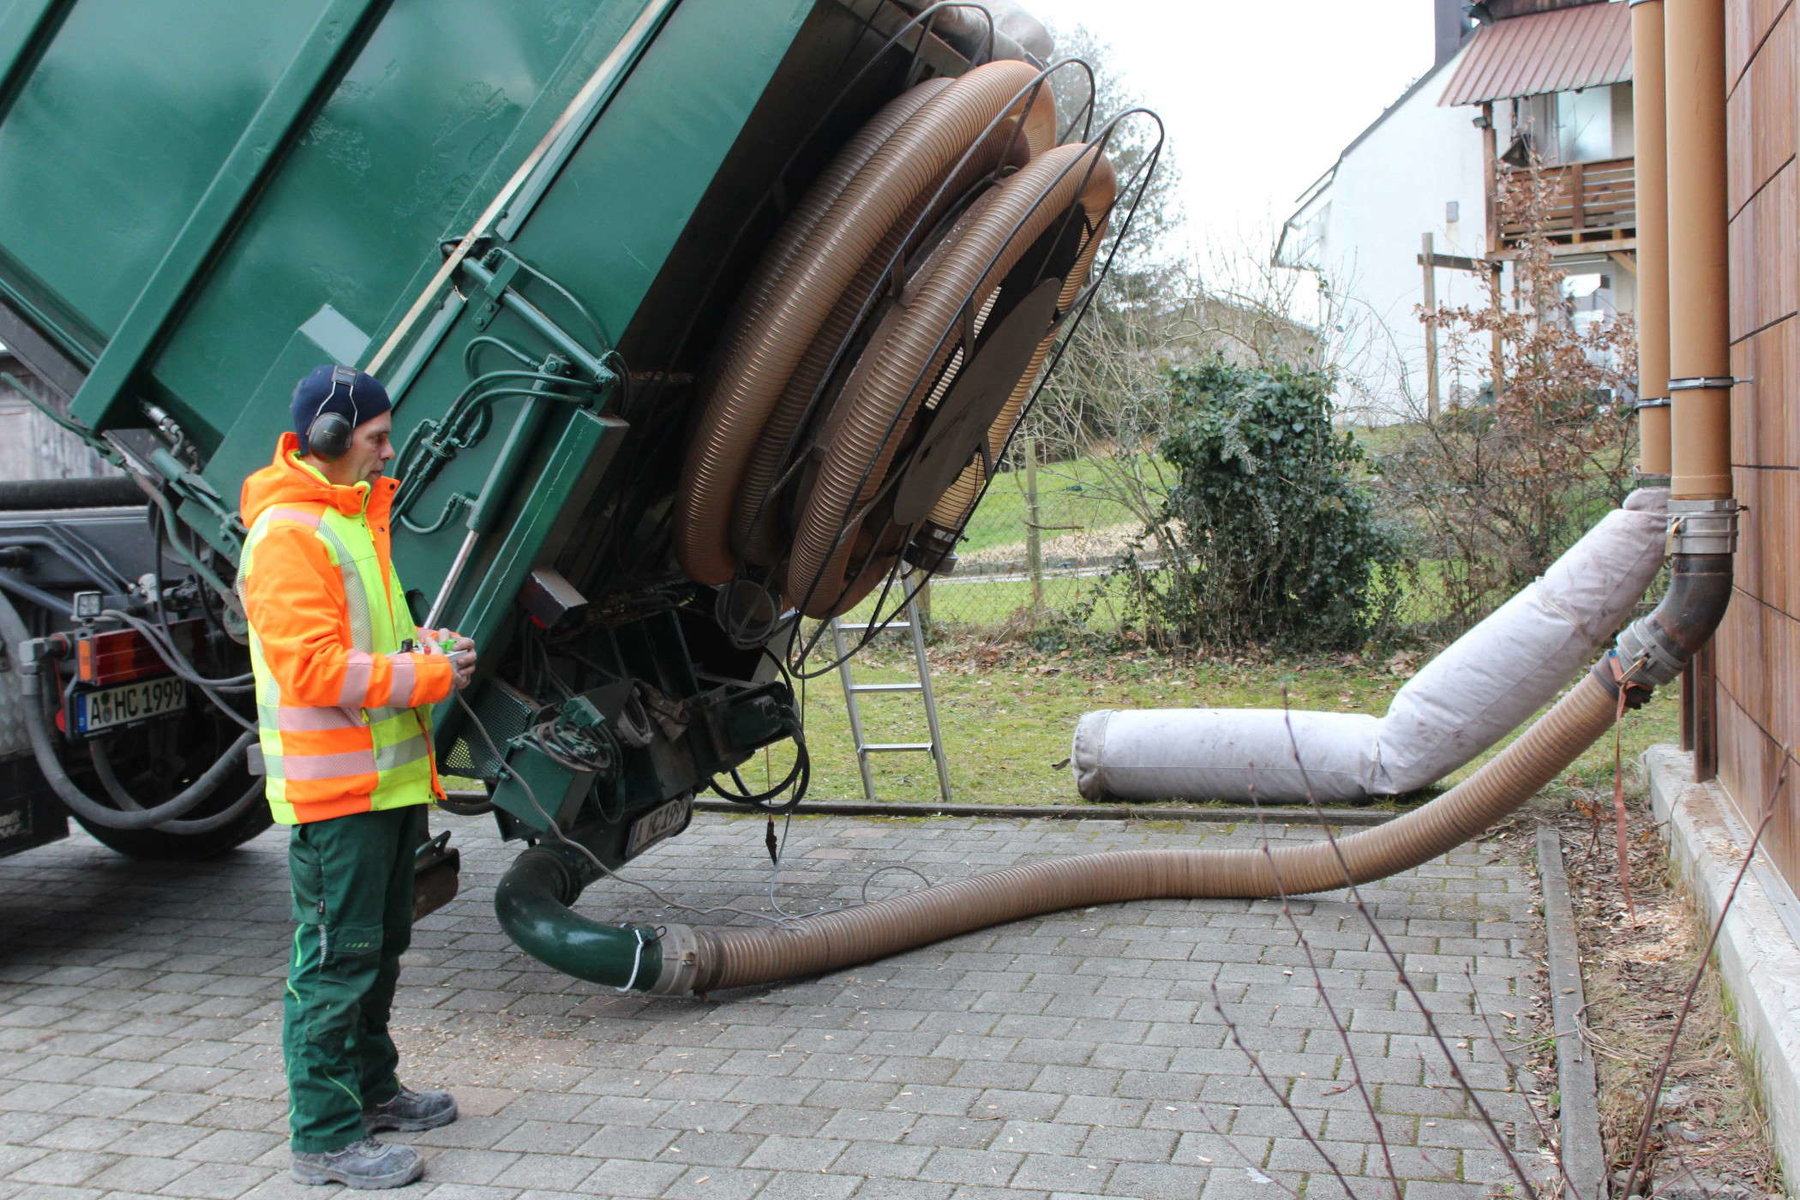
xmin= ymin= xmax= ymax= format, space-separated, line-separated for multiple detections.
xmin=337 ymin=653 xmax=375 ymax=706
xmin=263 ymin=507 xmax=322 ymax=529
xmin=374 ymin=734 xmax=429 ymax=771
xmin=388 ymin=656 xmax=416 ymax=707
xmin=282 ymin=747 xmax=380 ymax=782
xmin=264 ymin=705 xmax=365 ymax=733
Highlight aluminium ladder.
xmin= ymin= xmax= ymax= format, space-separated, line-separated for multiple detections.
xmin=828 ymin=592 xmax=952 ymax=804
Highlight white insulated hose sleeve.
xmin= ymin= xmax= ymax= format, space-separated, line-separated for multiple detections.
xmin=1072 ymin=489 xmax=1670 ymax=803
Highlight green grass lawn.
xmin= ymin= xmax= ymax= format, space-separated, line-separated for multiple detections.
xmin=774 ymin=641 xmax=1680 ymax=810
xmin=957 ymin=452 xmax=1164 ymax=559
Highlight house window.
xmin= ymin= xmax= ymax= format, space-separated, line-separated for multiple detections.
xmin=1556 ymin=89 xmax=1612 ymax=163
xmin=1516 ymin=84 xmax=1633 ymax=165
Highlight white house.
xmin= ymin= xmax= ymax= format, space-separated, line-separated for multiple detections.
xmin=1277 ymin=0 xmax=1637 ymax=423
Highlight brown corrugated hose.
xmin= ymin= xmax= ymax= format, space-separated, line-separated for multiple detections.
xmin=651 ymin=672 xmax=1619 ymax=992
xmin=732 ymin=84 xmax=1056 ymax=567
xmin=783 ymin=143 xmax=1108 ymax=616
xmin=673 ymin=79 xmax=947 ymax=582
xmin=675 ymin=61 xmax=1051 ymax=585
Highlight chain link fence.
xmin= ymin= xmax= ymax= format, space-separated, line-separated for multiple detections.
xmin=910 ymin=439 xmax=1161 ymax=638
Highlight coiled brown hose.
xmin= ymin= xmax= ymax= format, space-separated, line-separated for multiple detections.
xmin=732 ymin=87 xmax=1057 ymax=568
xmin=675 ymin=61 xmax=1051 ymax=585
xmin=651 ymin=672 xmax=1617 ymax=993
xmin=784 ymin=143 xmax=1108 ymax=615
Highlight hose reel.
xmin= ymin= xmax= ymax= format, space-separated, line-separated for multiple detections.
xmin=674 ymin=58 xmax=1118 ymax=620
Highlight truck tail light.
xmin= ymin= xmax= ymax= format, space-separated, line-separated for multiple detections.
xmin=76 ymin=619 xmax=202 ymax=686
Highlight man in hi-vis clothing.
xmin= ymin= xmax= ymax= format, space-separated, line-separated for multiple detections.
xmin=238 ymin=365 xmax=476 ymax=1189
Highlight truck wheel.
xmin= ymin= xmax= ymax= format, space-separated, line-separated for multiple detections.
xmin=66 ymin=717 xmax=273 ymax=860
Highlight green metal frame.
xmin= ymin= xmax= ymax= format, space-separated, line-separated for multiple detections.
xmin=65 ymin=0 xmax=388 ymax=432
xmin=0 ymin=0 xmax=71 ymax=122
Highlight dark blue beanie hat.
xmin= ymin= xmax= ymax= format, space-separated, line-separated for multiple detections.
xmin=290 ymin=364 xmax=392 ymax=453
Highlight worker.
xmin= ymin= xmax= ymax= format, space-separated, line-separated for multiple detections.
xmin=238 ymin=364 xmax=477 ymax=1190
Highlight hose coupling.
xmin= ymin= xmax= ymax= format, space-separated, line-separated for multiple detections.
xmin=645 ymin=923 xmax=701 ymax=996
xmin=10 ymin=635 xmax=62 ymax=695
xmin=1666 ymin=498 xmax=1740 ymax=556
xmin=1612 ymin=619 xmax=1686 ymax=690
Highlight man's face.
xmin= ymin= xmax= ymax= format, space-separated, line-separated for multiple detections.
xmin=314 ymin=411 xmax=395 ymax=488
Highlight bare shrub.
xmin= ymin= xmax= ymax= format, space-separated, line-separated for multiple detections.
xmin=1377 ymin=159 xmax=1639 ymax=634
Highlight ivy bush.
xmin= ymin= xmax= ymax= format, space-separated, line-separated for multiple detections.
xmin=1137 ymin=358 xmax=1407 ymax=652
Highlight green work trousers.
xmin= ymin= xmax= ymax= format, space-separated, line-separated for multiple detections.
xmin=283 ymin=804 xmax=425 ymax=1153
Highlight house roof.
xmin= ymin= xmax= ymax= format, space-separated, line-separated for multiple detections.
xmin=1439 ymin=1 xmax=1631 ymax=107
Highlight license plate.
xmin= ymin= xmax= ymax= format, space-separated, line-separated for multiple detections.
xmin=626 ymin=795 xmax=692 ymax=858
xmin=74 ymin=676 xmax=187 ymax=734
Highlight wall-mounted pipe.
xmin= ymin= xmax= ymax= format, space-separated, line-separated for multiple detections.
xmin=1664 ymin=0 xmax=1733 ymax=501
xmin=1630 ymin=0 xmax=1672 ymax=479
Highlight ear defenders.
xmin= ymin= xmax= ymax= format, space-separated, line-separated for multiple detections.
xmin=306 ymin=365 xmax=360 ymax=461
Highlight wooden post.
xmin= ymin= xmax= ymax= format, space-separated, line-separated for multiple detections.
xmin=1421 ymin=232 xmax=1440 ymax=420
xmin=1024 ymin=436 xmax=1043 ymax=620
xmin=1490 ymin=262 xmax=1505 ymax=403
xmin=1481 ymin=103 xmax=1499 ymax=256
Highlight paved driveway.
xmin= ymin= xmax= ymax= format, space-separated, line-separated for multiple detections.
xmin=1 ymin=809 xmax=1541 ymax=1199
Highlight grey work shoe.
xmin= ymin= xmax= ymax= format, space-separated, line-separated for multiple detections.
xmin=363 ymin=1084 xmax=458 ymax=1133
xmin=291 ymin=1136 xmax=423 ymax=1189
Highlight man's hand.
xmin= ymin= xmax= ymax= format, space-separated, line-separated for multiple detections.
xmin=421 ymin=629 xmax=477 ymax=691
xmin=448 ymin=646 xmax=477 ymax=691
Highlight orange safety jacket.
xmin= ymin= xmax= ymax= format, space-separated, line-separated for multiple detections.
xmin=238 ymin=432 xmax=454 ymax=825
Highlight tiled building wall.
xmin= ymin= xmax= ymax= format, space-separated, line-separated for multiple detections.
xmin=1716 ymin=0 xmax=1800 ymax=880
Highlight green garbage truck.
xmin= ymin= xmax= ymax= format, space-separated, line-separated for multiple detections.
xmin=0 ymin=0 xmax=1133 ymax=988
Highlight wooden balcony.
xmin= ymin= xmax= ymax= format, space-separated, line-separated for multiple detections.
xmin=1494 ymin=156 xmax=1636 ymax=252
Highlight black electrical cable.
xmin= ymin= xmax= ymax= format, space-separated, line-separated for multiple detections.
xmin=707 ymin=737 xmax=809 ymax=812
xmin=147 ymin=500 xmax=245 ymax=682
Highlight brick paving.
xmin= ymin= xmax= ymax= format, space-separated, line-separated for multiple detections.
xmin=0 ymin=810 xmax=1543 ymax=1199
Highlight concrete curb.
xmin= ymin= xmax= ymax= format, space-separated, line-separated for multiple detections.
xmin=1643 ymin=744 xmax=1800 ymax=1184
xmin=1535 ymin=826 xmax=1607 ymax=1200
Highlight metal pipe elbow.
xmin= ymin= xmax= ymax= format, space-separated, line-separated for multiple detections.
xmin=1597 ymin=500 xmax=1738 ymax=695
xmin=492 ymin=845 xmax=679 ymax=991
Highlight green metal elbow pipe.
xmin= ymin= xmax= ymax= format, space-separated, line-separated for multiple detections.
xmin=492 ymin=846 xmax=667 ymax=991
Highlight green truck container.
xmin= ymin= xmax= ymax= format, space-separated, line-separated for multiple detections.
xmin=0 ymin=0 xmax=1129 ymax=989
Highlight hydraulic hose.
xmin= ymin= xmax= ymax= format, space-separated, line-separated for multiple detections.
xmin=88 ymin=741 xmax=265 ymax=834
xmin=0 ymin=590 xmax=255 ymax=830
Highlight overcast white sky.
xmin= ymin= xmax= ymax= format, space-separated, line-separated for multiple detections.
xmin=1021 ymin=0 xmax=1438 ymax=260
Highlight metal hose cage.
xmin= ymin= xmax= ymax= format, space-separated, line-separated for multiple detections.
xmin=777 ymin=105 xmax=1160 ymax=676
xmin=782 ymin=109 xmax=1148 ymax=599
xmin=669 ymin=45 xmax=1162 ymax=673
